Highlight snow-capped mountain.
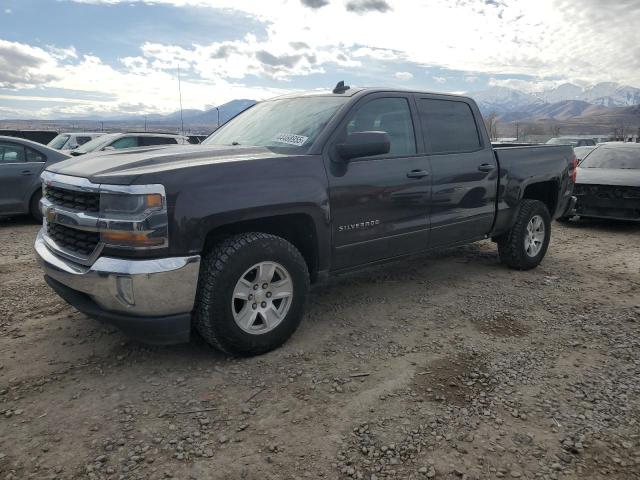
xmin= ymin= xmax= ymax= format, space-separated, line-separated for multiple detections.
xmin=470 ymin=86 xmax=542 ymax=114
xmin=471 ymin=82 xmax=640 ymax=117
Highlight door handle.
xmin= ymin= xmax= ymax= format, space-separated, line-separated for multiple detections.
xmin=20 ymin=170 xmax=34 ymax=176
xmin=406 ymin=169 xmax=430 ymax=179
xmin=477 ymin=163 xmax=495 ymax=172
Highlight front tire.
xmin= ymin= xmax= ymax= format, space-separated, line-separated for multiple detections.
xmin=498 ymin=200 xmax=551 ymax=270
xmin=194 ymin=232 xmax=310 ymax=356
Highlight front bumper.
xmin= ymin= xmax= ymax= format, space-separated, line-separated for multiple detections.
xmin=35 ymin=230 xmax=200 ymax=344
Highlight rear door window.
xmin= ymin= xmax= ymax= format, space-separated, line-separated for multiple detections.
xmin=76 ymin=136 xmax=92 ymax=146
xmin=0 ymin=143 xmax=26 ymax=163
xmin=417 ymin=99 xmax=481 ymax=154
xmin=26 ymin=148 xmax=46 ymax=162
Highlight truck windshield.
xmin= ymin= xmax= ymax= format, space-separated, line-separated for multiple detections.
xmin=580 ymin=147 xmax=640 ymax=169
xmin=203 ymin=96 xmax=348 ymax=151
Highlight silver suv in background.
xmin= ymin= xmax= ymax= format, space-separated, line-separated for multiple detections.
xmin=47 ymin=132 xmax=105 ymax=151
xmin=69 ymin=132 xmax=190 ymax=156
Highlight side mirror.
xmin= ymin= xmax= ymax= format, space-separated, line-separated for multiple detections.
xmin=336 ymin=131 xmax=390 ymax=161
xmin=103 ymin=146 xmax=115 ymax=151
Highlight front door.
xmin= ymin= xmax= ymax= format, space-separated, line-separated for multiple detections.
xmin=326 ymin=94 xmax=431 ymax=270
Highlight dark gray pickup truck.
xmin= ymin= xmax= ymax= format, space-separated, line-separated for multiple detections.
xmin=35 ymin=85 xmax=576 ymax=356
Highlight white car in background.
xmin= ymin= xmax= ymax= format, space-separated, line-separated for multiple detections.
xmin=68 ymin=132 xmax=190 ymax=156
xmin=47 ymin=132 xmax=105 ymax=151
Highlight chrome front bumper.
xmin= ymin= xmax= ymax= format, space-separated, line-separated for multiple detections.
xmin=35 ymin=230 xmax=200 ymax=317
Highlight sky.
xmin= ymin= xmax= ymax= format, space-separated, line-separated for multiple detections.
xmin=1 ymin=0 xmax=639 ymax=118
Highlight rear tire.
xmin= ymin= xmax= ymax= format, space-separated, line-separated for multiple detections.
xmin=498 ymin=200 xmax=551 ymax=270
xmin=30 ymin=190 xmax=43 ymax=224
xmin=194 ymin=232 xmax=310 ymax=356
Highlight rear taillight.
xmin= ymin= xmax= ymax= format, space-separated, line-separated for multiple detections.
xmin=571 ymin=154 xmax=578 ymax=183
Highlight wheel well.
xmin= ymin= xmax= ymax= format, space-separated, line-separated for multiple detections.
xmin=29 ymin=188 xmax=42 ymax=211
xmin=522 ymin=181 xmax=558 ymax=216
xmin=203 ymin=214 xmax=319 ymax=281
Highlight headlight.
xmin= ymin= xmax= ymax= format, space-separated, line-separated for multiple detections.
xmin=98 ymin=187 xmax=168 ymax=250
xmin=100 ymin=193 xmax=163 ymax=217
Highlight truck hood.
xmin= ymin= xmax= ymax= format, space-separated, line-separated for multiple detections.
xmin=576 ymin=167 xmax=640 ymax=187
xmin=46 ymin=144 xmax=287 ymax=184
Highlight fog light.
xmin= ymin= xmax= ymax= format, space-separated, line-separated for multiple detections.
xmin=116 ymin=276 xmax=135 ymax=306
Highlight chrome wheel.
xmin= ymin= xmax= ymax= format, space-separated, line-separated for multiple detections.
xmin=524 ymin=215 xmax=545 ymax=257
xmin=231 ymin=261 xmax=293 ymax=334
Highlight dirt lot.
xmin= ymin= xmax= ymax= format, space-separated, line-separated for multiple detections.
xmin=1 ymin=217 xmax=639 ymax=480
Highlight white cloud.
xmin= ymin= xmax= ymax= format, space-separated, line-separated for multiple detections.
xmin=65 ymin=0 xmax=640 ymax=86
xmin=5 ymin=0 xmax=640 ymax=117
xmin=432 ymin=76 xmax=446 ymax=84
xmin=394 ymin=71 xmax=413 ymax=81
xmin=0 ymin=40 xmax=290 ymax=118
xmin=0 ymin=40 xmax=61 ymax=89
xmin=488 ymin=77 xmax=566 ymax=93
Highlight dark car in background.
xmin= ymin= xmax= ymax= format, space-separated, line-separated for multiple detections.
xmin=0 ymin=130 xmax=59 ymax=145
xmin=565 ymin=143 xmax=640 ymax=222
xmin=0 ymin=136 xmax=70 ymax=222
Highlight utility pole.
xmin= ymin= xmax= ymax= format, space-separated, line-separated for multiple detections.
xmin=216 ymin=107 xmax=220 ymax=128
xmin=144 ymin=115 xmax=147 ymax=132
xmin=515 ymin=123 xmax=520 ymax=141
xmin=177 ymin=64 xmax=184 ymax=136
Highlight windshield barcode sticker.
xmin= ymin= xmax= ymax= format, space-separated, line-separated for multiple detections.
xmin=273 ymin=133 xmax=308 ymax=146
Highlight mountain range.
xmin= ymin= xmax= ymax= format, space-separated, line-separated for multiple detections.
xmin=470 ymin=82 xmax=640 ymax=126
xmin=54 ymin=99 xmax=257 ymax=126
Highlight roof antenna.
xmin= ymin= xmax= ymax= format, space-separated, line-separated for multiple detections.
xmin=333 ymin=80 xmax=350 ymax=94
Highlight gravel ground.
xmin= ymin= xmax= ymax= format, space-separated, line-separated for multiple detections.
xmin=0 ymin=216 xmax=639 ymax=480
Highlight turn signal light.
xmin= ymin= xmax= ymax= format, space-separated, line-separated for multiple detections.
xmin=101 ymin=231 xmax=165 ymax=247
xmin=145 ymin=193 xmax=163 ymax=209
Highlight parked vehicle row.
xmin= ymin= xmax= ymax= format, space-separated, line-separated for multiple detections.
xmin=68 ymin=132 xmax=189 ymax=156
xmin=0 ymin=132 xmax=192 ymax=222
xmin=34 ymin=84 xmax=577 ymax=355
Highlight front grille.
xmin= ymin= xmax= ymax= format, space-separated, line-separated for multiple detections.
xmin=45 ymin=185 xmax=100 ymax=212
xmin=575 ymin=184 xmax=640 ymax=200
xmin=46 ymin=222 xmax=100 ymax=257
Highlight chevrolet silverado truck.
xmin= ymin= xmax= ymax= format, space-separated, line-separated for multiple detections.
xmin=35 ymin=84 xmax=577 ymax=356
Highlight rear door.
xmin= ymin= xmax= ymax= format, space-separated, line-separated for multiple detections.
xmin=325 ymin=93 xmax=431 ymax=270
xmin=0 ymin=142 xmax=43 ymax=214
xmin=415 ymin=96 xmax=498 ymax=247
